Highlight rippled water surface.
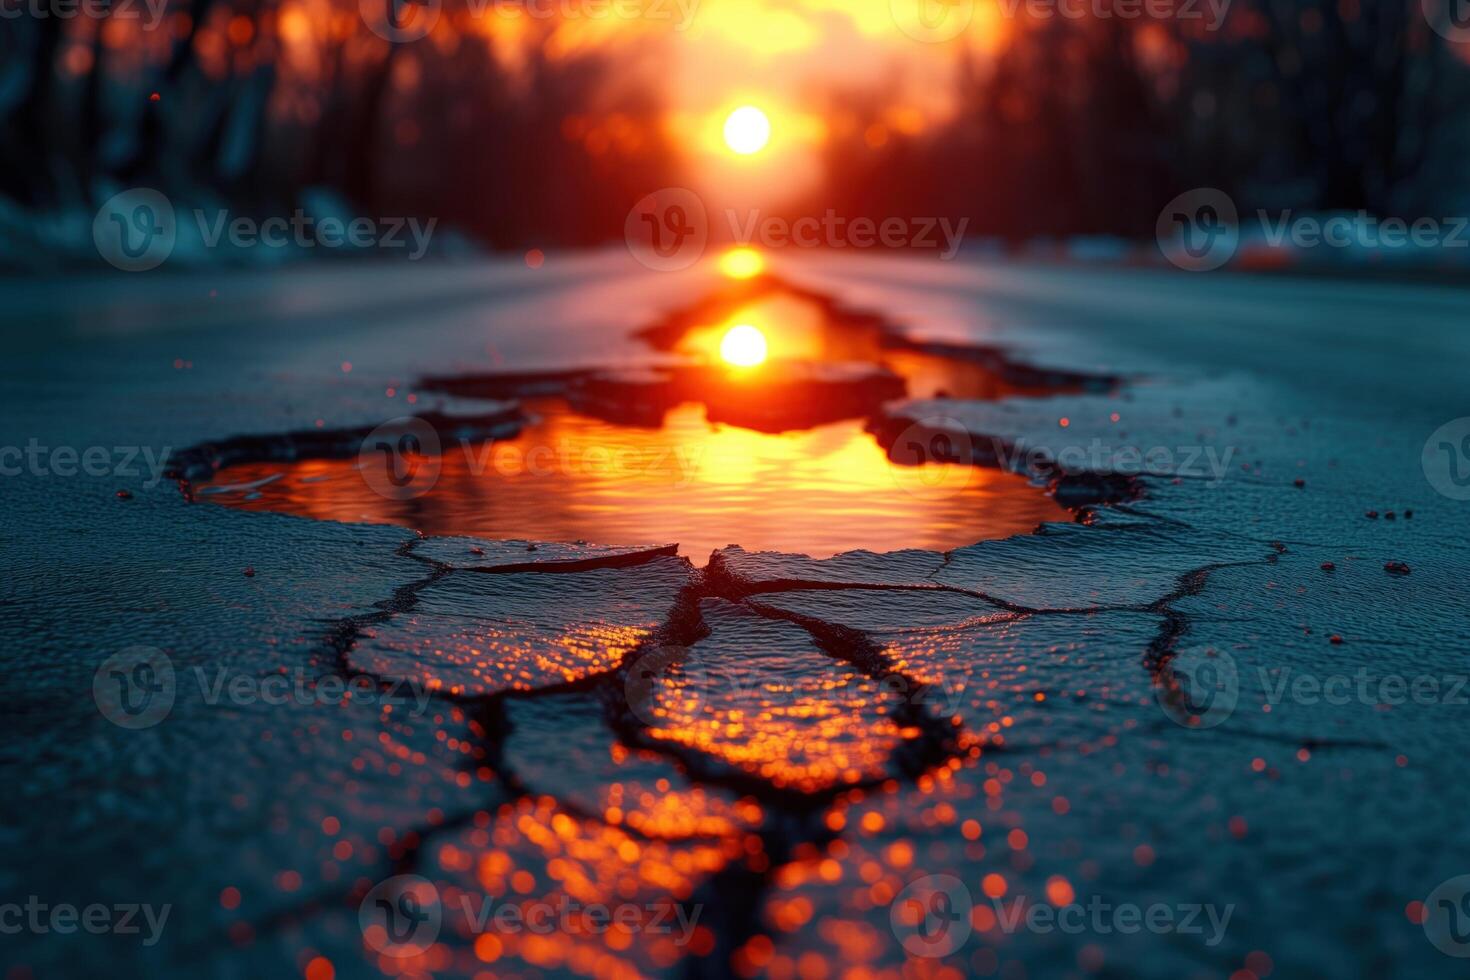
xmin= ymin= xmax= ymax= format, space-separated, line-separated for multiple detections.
xmin=200 ymin=399 xmax=1066 ymax=561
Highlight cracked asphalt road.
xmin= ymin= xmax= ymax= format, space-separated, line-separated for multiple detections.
xmin=4 ymin=252 xmax=1469 ymax=978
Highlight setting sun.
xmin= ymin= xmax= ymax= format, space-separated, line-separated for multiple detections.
xmin=723 ymin=106 xmax=772 ymax=155
xmin=720 ymin=323 xmax=769 ymax=367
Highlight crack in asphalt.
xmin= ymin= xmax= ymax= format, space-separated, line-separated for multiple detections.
xmin=166 ymin=271 xmax=1310 ymax=973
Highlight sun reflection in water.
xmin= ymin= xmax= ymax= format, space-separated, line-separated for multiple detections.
xmin=199 ymin=400 xmax=1065 ymax=563
xmin=718 ymin=247 xmax=765 ymax=279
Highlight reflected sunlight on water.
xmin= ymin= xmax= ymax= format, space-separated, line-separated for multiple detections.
xmin=201 ymin=399 xmax=1065 ymax=562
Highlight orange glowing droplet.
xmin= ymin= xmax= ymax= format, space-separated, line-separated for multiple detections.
xmin=474 ymin=933 xmax=503 ymax=963
xmin=724 ymin=106 xmax=771 ymax=155
xmin=1046 ymin=876 xmax=1075 ymax=906
xmin=720 ymin=324 xmax=768 ymax=368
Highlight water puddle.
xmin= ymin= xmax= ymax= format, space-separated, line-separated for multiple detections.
xmin=200 ymin=397 xmax=1064 ymax=561
xmin=196 ymin=271 xmax=1089 ymax=560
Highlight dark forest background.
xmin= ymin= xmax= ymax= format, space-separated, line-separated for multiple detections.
xmin=2 ymin=0 xmax=1467 ymax=257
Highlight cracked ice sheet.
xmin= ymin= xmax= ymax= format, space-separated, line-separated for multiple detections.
xmin=349 ymin=555 xmax=693 ymax=696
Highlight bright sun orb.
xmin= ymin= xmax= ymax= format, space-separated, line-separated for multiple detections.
xmin=723 ymin=106 xmax=771 ymax=156
xmin=720 ymin=324 xmax=768 ymax=367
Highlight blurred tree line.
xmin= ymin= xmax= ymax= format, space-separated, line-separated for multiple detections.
xmin=2 ymin=0 xmax=1468 ymax=253
xmin=0 ymin=0 xmax=677 ymax=249
xmin=798 ymin=1 xmax=1470 ymax=241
